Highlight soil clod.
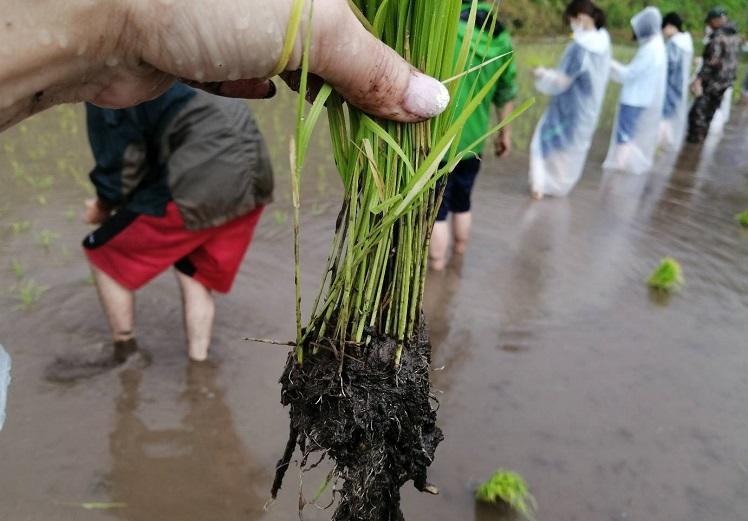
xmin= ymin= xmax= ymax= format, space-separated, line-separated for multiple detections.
xmin=273 ymin=329 xmax=443 ymax=520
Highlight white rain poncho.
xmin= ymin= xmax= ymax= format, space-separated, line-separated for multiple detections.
xmin=0 ymin=345 xmax=10 ymax=430
xmin=603 ymin=7 xmax=667 ymax=175
xmin=709 ymin=86 xmax=733 ymax=137
xmin=659 ymin=31 xmax=694 ymax=151
xmin=529 ymin=28 xmax=611 ymax=197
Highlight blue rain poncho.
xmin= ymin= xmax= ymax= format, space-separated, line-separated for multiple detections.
xmin=604 ymin=7 xmax=668 ymax=175
xmin=529 ymin=27 xmax=611 ymax=197
xmin=659 ymin=31 xmax=694 ymax=151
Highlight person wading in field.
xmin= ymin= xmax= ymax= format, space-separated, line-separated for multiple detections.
xmin=429 ymin=1 xmax=517 ymax=271
xmin=47 ymin=83 xmax=273 ymax=381
xmin=687 ymin=7 xmax=741 ymax=144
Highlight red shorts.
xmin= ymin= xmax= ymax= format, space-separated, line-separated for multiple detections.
xmin=83 ymin=203 xmax=263 ymax=293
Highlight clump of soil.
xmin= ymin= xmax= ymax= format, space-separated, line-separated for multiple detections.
xmin=272 ymin=327 xmax=443 ymax=520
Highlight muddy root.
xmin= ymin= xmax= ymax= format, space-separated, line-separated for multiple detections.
xmin=272 ymin=329 xmax=443 ymax=520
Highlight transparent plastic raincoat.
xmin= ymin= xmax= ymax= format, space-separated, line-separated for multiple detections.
xmin=659 ymin=31 xmax=694 ymax=151
xmin=603 ymin=7 xmax=667 ymax=175
xmin=529 ymin=28 xmax=611 ymax=197
xmin=0 ymin=345 xmax=9 ymax=430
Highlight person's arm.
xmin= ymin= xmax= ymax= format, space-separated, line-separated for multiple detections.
xmin=610 ymin=45 xmax=656 ymax=85
xmin=492 ymin=49 xmax=518 ymax=159
xmin=493 ymin=102 xmax=515 ymax=158
xmin=0 ymin=0 xmax=449 ymax=133
xmin=0 ymin=0 xmax=123 ymax=131
xmin=609 ymin=59 xmax=639 ymax=84
xmin=83 ymin=105 xmax=148 ymax=223
xmin=534 ymin=43 xmax=587 ymax=96
xmin=84 ymin=139 xmax=147 ymax=224
xmin=533 ymin=68 xmax=574 ymax=96
xmin=698 ymin=36 xmax=724 ymax=80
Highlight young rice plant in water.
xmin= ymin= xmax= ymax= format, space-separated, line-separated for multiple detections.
xmin=736 ymin=210 xmax=748 ymax=228
xmin=270 ymin=1 xmax=531 ymax=519
xmin=476 ymin=469 xmax=537 ymax=520
xmin=647 ymin=257 xmax=684 ymax=292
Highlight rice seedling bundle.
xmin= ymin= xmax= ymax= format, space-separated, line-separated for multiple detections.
xmin=736 ymin=210 xmax=748 ymax=228
xmin=270 ymin=1 xmax=529 ymax=518
xmin=647 ymin=257 xmax=684 ymax=292
xmin=476 ymin=469 xmax=537 ymax=519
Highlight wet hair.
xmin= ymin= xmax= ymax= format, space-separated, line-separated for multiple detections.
xmin=662 ymin=12 xmax=684 ymax=32
xmin=460 ymin=3 xmax=506 ymax=37
xmin=564 ymin=0 xmax=606 ymax=29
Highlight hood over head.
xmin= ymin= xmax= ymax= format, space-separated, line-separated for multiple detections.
xmin=631 ymin=7 xmax=663 ymax=42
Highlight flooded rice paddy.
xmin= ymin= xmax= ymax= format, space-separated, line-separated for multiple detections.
xmin=0 ymin=42 xmax=747 ymax=521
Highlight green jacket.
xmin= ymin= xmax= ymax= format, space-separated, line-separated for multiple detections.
xmin=454 ymin=3 xmax=517 ymax=156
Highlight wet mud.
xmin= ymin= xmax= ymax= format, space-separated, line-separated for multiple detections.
xmin=274 ymin=331 xmax=442 ymax=520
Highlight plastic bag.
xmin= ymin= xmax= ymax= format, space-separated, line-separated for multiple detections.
xmin=0 ymin=345 xmax=10 ymax=431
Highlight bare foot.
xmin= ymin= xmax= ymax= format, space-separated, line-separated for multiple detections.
xmin=531 ymin=190 xmax=544 ymax=201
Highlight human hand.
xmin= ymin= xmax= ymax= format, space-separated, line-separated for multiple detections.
xmin=690 ymin=78 xmax=703 ymax=97
xmin=494 ymin=131 xmax=511 ymax=159
xmin=97 ymin=0 xmax=449 ymax=122
xmin=532 ymin=67 xmax=546 ymax=80
xmin=1 ymin=0 xmax=449 ymax=130
xmin=83 ymin=199 xmax=111 ymax=225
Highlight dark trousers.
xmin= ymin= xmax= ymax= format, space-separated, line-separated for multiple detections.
xmin=687 ymin=89 xmax=727 ymax=144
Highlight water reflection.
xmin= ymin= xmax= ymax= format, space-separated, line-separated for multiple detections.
xmin=499 ymin=199 xmax=571 ymax=348
xmin=108 ymin=365 xmax=269 ymax=521
xmin=424 ymin=255 xmax=473 ymax=393
xmin=473 ymin=501 xmax=522 ymax=521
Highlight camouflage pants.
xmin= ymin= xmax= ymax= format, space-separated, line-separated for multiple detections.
xmin=687 ymin=90 xmax=727 ymax=144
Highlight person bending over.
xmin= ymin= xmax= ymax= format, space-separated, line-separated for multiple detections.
xmin=51 ymin=83 xmax=273 ymax=380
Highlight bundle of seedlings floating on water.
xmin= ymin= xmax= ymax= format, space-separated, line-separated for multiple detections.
xmin=476 ymin=469 xmax=537 ymax=520
xmin=647 ymin=257 xmax=684 ymax=292
xmin=269 ymin=1 xmax=530 ymax=519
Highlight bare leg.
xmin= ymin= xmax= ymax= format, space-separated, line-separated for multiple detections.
xmin=175 ymin=271 xmax=215 ymax=362
xmin=92 ymin=266 xmax=135 ymax=343
xmin=429 ymin=221 xmax=450 ymax=271
xmin=452 ymin=211 xmax=472 ymax=255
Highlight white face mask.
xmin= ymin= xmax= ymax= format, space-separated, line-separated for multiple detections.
xmin=570 ymin=21 xmax=585 ymax=33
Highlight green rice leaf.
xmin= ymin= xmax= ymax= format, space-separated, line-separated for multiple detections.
xmin=359 ymin=116 xmax=416 ymax=179
xmin=372 ymin=0 xmax=390 ymax=38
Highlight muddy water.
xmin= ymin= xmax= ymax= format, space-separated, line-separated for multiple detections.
xmin=1 ymin=90 xmax=748 ymax=521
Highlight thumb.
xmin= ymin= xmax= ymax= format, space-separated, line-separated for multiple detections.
xmin=310 ymin=6 xmax=449 ymax=123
